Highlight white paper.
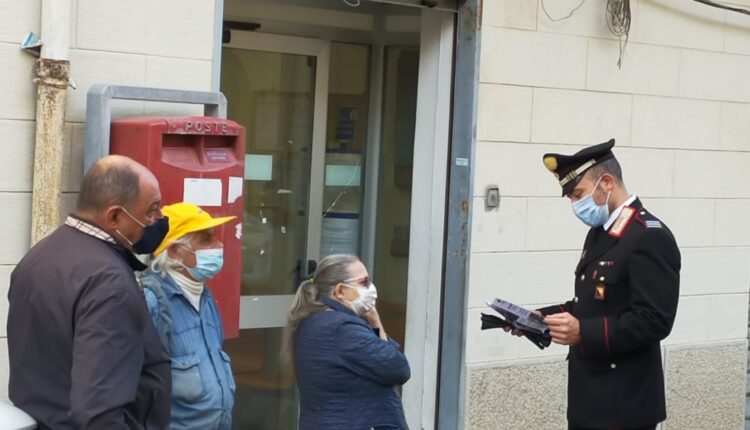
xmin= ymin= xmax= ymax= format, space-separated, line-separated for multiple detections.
xmin=183 ymin=178 xmax=222 ymax=207
xmin=245 ymin=154 xmax=273 ymax=181
xmin=228 ymin=176 xmax=243 ymax=204
xmin=486 ymin=298 xmax=548 ymax=334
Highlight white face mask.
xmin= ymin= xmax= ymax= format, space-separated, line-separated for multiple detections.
xmin=342 ymin=282 xmax=378 ymax=316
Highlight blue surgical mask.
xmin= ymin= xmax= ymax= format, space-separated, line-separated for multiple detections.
xmin=182 ymin=247 xmax=224 ymax=281
xmin=571 ymin=177 xmax=611 ymax=228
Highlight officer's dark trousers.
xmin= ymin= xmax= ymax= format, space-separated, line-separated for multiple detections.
xmin=568 ymin=425 xmax=657 ymax=430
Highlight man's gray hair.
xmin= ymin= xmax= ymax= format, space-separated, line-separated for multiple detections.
xmin=146 ymin=234 xmax=194 ymax=277
xmin=76 ymin=161 xmax=141 ymax=212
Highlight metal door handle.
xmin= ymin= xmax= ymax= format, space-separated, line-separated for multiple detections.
xmin=307 ymin=259 xmax=317 ymax=276
xmin=294 ymin=259 xmax=318 ymax=290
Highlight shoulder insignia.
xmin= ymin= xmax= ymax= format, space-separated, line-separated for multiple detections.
xmin=634 ymin=208 xmax=663 ymax=229
xmin=608 ymin=206 xmax=635 ymax=238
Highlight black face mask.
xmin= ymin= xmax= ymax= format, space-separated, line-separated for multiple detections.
xmin=131 ymin=216 xmax=170 ymax=254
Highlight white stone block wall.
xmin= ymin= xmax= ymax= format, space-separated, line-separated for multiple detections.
xmin=469 ymin=0 xmax=750 ymax=428
xmin=0 ymin=0 xmax=217 ymax=399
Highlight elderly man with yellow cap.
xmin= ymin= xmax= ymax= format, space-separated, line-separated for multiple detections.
xmin=140 ymin=202 xmax=236 ymax=430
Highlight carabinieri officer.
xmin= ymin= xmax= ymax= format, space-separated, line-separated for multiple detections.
xmin=537 ymin=139 xmax=681 ymax=430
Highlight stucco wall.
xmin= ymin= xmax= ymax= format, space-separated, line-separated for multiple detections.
xmin=468 ymin=0 xmax=750 ymax=428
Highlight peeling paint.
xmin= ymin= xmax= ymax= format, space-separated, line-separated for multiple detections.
xmin=31 ymin=58 xmax=70 ymax=245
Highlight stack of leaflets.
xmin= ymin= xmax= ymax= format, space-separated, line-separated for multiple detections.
xmin=480 ymin=298 xmax=552 ymax=350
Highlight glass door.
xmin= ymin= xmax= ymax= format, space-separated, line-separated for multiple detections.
xmin=220 ymin=32 xmax=329 ymax=430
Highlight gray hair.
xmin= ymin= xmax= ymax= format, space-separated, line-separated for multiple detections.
xmin=281 ymin=254 xmax=361 ymax=362
xmin=145 ymin=234 xmax=194 ymax=277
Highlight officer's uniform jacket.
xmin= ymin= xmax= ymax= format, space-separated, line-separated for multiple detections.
xmin=539 ymin=198 xmax=680 ymax=429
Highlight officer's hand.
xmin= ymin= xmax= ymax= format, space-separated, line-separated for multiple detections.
xmin=503 ymin=310 xmax=542 ymax=337
xmin=543 ymin=312 xmax=581 ymax=345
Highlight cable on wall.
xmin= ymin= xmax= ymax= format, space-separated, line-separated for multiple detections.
xmin=693 ymin=0 xmax=750 ymax=15
xmin=606 ymin=0 xmax=631 ymax=69
xmin=540 ymin=0 xmax=587 ymax=22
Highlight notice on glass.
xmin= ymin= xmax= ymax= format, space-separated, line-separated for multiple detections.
xmin=320 ymin=214 xmax=359 ymax=257
xmin=325 ymin=164 xmax=361 ymax=187
xmin=245 ymin=154 xmax=273 ymax=181
xmin=183 ymin=178 xmax=222 ymax=207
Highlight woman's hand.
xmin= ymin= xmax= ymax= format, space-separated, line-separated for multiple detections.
xmin=364 ymin=307 xmax=388 ymax=341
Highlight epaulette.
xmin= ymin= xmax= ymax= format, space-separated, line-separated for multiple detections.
xmin=634 ymin=208 xmax=663 ymax=229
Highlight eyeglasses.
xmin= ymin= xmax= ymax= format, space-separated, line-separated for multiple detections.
xmin=342 ymin=275 xmax=370 ymax=287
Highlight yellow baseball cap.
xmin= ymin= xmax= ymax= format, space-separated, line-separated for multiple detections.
xmin=154 ymin=202 xmax=236 ymax=255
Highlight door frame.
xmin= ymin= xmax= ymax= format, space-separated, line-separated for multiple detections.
xmin=357 ymin=11 xmax=456 ymax=428
xmin=223 ymin=31 xmax=330 ymax=329
xmin=400 ymin=9 xmax=454 ymax=430
xmin=213 ymin=4 xmax=459 ymax=429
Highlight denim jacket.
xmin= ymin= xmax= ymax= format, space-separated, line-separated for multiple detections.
xmin=141 ymin=272 xmax=235 ymax=430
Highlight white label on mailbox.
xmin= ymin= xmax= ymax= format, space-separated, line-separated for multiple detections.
xmin=228 ymin=177 xmax=243 ymax=204
xmin=183 ymin=178 xmax=222 ymax=207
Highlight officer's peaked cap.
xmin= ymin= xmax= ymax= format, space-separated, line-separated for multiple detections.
xmin=542 ymin=138 xmax=616 ymax=197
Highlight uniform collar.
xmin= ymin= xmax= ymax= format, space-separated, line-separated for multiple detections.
xmin=603 ymin=194 xmax=637 ymax=231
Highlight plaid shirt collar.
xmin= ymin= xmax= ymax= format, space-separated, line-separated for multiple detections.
xmin=64 ymin=215 xmax=117 ymax=244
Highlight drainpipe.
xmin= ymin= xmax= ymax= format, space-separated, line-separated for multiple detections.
xmin=31 ymin=0 xmax=72 ymax=245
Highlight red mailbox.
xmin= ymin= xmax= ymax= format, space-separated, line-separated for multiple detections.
xmin=110 ymin=116 xmax=245 ymax=338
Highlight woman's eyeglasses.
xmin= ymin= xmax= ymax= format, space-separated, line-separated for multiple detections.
xmin=342 ymin=275 xmax=370 ymax=287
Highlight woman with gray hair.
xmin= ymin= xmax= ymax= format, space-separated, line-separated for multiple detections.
xmin=286 ymin=254 xmax=410 ymax=430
